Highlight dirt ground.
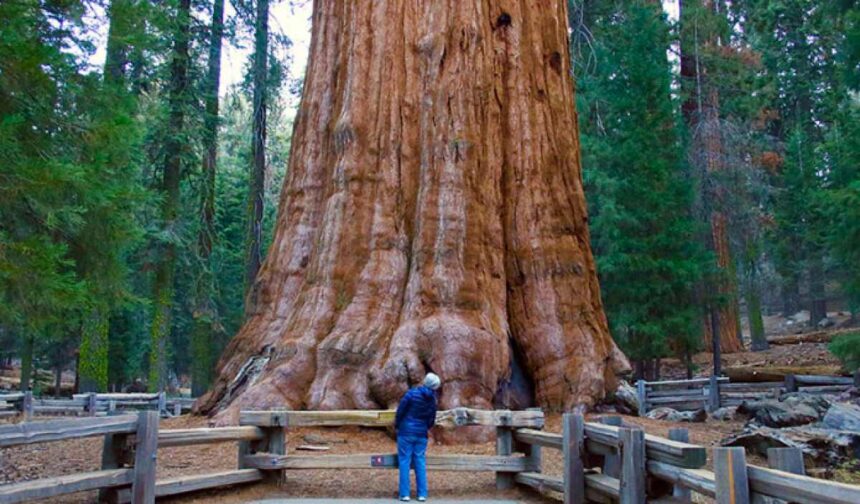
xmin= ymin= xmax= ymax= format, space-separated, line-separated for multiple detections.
xmin=658 ymin=341 xmax=844 ymax=380
xmin=0 ymin=411 xmax=752 ymax=504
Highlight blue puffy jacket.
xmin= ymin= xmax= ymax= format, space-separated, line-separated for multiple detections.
xmin=394 ymin=386 xmax=438 ymax=438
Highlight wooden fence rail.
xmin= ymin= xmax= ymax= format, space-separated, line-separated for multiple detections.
xmin=637 ymin=371 xmax=860 ymax=414
xmin=0 ymin=391 xmax=194 ymax=419
xmin=0 ymin=411 xmax=269 ymax=504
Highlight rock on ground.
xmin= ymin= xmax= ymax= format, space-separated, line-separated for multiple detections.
xmin=823 ymin=402 xmax=860 ymax=431
xmin=645 ymin=407 xmax=707 ymax=423
xmin=710 ymin=406 xmax=739 ymax=422
xmin=737 ymin=395 xmax=830 ymax=428
xmin=614 ymin=380 xmax=640 ymax=416
xmin=722 ymin=426 xmax=860 ymax=465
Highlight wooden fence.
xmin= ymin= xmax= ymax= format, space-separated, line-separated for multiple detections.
xmin=0 ymin=392 xmax=194 ymax=419
xmin=3 ymin=408 xmax=860 ymax=503
xmin=513 ymin=414 xmax=860 ymax=504
xmin=0 ymin=410 xmax=269 ymax=503
xmin=636 ymin=372 xmax=860 ymax=415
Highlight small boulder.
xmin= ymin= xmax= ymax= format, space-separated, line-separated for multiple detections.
xmin=710 ymin=406 xmax=739 ymax=422
xmin=823 ymin=402 xmax=860 ymax=431
xmin=817 ymin=317 xmax=836 ymax=328
xmin=615 ymin=380 xmax=640 ymax=416
xmin=646 ymin=407 xmax=707 ymax=423
xmin=737 ymin=395 xmax=830 ymax=428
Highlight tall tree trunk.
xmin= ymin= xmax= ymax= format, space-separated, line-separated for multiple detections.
xmin=245 ymin=0 xmax=269 ymax=304
xmin=747 ymin=266 xmax=768 ymax=351
xmin=78 ymin=307 xmax=109 ymax=392
xmin=192 ymin=0 xmax=226 ymax=398
xmin=53 ymin=364 xmax=62 ymax=398
xmin=680 ymin=0 xmax=742 ymax=354
xmin=104 ymin=0 xmax=135 ymax=84
xmin=199 ymin=0 xmax=629 ymax=419
xmin=20 ymin=333 xmax=33 ymax=391
xmin=77 ymin=0 xmax=137 ymax=395
xmin=809 ymin=256 xmax=827 ymax=327
xmin=782 ymin=277 xmax=800 ymax=316
xmin=149 ymin=0 xmax=191 ymax=392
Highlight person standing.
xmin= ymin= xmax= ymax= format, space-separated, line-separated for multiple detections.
xmin=395 ymin=373 xmax=441 ymax=502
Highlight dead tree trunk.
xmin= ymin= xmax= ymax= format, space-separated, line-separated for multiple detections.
xmin=199 ymin=0 xmax=629 ymax=418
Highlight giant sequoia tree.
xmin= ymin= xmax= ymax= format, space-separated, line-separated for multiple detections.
xmin=199 ymin=0 xmax=629 ymax=417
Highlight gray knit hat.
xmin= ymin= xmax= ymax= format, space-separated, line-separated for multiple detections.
xmin=424 ymin=373 xmax=441 ymax=390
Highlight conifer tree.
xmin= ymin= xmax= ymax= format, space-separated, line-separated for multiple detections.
xmin=575 ymin=0 xmax=707 ymax=378
xmin=149 ymin=0 xmax=192 ymax=392
xmin=192 ymin=0 xmax=227 ymax=396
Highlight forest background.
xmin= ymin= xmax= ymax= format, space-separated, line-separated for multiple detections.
xmin=1 ymin=0 xmax=857 ymax=396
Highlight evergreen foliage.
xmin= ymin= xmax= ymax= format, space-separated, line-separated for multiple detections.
xmin=574 ymin=0 xmax=708 ymax=375
xmin=0 ymin=0 xmax=857 ymax=394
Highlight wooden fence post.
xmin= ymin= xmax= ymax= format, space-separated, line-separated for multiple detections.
xmin=131 ymin=410 xmax=159 ymax=504
xmin=108 ymin=400 xmax=117 ymax=415
xmin=563 ymin=413 xmax=585 ymax=504
xmin=620 ymin=427 xmax=646 ymax=504
xmin=173 ymin=402 xmax=182 ymax=417
xmin=708 ymin=375 xmax=721 ymax=412
xmin=668 ymin=428 xmax=691 ymax=502
xmin=100 ymin=427 xmax=133 ymax=503
xmin=247 ymin=411 xmax=288 ymax=484
xmin=22 ymin=391 xmax=33 ymax=421
xmin=714 ymin=447 xmax=750 ymax=504
xmin=495 ymin=410 xmax=513 ymax=489
xmin=521 ymin=407 xmax=542 ymax=473
xmin=157 ymin=392 xmax=166 ymax=417
xmin=785 ymin=374 xmax=797 ymax=393
xmin=767 ymin=447 xmax=805 ymax=476
xmin=636 ymin=380 xmax=647 ymax=416
xmin=88 ymin=393 xmax=98 ymax=417
xmin=600 ymin=416 xmax=623 ymax=478
xmin=853 ymin=370 xmax=859 ymax=389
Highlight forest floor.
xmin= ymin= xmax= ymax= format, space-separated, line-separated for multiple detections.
xmin=658 ymin=340 xmax=843 ymax=380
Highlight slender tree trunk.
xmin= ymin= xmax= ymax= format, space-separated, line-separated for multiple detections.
xmin=149 ymin=0 xmax=191 ymax=392
xmin=245 ymin=0 xmax=269 ymax=305
xmin=53 ymin=364 xmax=62 ymax=398
xmin=809 ymin=256 xmax=827 ymax=327
xmin=782 ymin=278 xmax=800 ymax=316
xmin=191 ymin=0 xmax=226 ymax=398
xmin=199 ymin=0 xmax=629 ymax=419
xmin=747 ymin=266 xmax=768 ymax=351
xmin=20 ymin=333 xmax=33 ymax=391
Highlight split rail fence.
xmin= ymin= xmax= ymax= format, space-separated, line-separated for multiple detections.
xmin=0 ymin=392 xmax=194 ymax=419
xmin=3 ymin=408 xmax=860 ymax=503
xmin=636 ymin=372 xmax=860 ymax=415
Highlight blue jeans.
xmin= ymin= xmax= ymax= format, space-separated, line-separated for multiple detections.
xmin=397 ymin=434 xmax=428 ymax=498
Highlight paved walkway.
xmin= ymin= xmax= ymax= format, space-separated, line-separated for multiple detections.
xmin=250 ymin=500 xmax=526 ymax=503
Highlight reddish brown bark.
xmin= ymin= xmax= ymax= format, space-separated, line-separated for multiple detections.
xmin=679 ymin=0 xmax=743 ymax=354
xmin=198 ymin=0 xmax=629 ymax=420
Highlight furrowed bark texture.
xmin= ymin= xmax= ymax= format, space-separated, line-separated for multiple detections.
xmin=200 ymin=0 xmax=629 ymax=420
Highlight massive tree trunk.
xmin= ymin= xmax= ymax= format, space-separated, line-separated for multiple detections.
xmin=199 ymin=0 xmax=629 ymax=419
